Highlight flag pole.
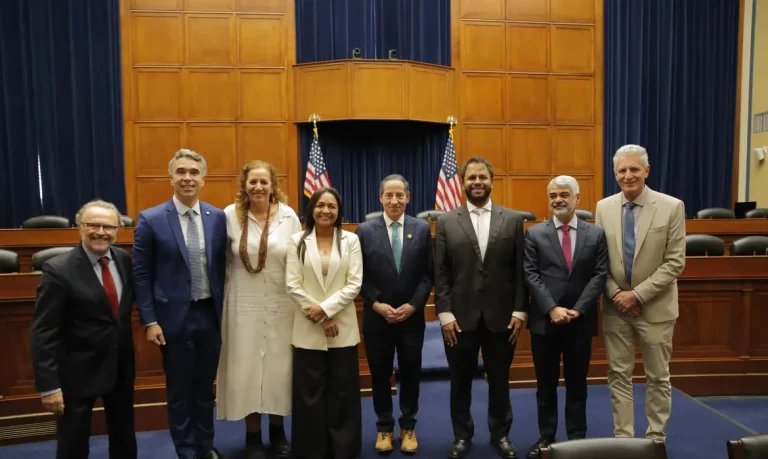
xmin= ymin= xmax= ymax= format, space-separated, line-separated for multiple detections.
xmin=309 ymin=113 xmax=320 ymax=138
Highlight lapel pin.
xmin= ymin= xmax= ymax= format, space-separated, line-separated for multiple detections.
xmin=407 ymin=233 xmax=412 ymax=239
xmin=205 ymin=211 xmax=210 ymax=215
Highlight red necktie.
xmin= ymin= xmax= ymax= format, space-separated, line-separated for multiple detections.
xmin=560 ymin=225 xmax=572 ymax=271
xmin=99 ymin=257 xmax=120 ymax=318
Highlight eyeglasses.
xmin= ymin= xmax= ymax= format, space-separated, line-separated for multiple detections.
xmin=81 ymin=223 xmax=119 ymax=233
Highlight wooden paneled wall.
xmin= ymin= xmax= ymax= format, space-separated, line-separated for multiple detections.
xmin=121 ymin=0 xmax=603 ymax=220
xmin=121 ymin=0 xmax=299 ymax=218
xmin=451 ymin=0 xmax=603 ymax=219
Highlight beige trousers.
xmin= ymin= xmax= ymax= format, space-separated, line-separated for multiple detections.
xmin=603 ymin=313 xmax=676 ymax=440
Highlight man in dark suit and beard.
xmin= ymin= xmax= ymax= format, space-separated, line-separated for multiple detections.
xmin=30 ymin=199 xmax=137 ymax=459
xmin=522 ymin=176 xmax=608 ymax=457
xmin=435 ymin=157 xmax=528 ymax=459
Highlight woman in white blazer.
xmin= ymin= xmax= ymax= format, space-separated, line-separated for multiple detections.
xmin=285 ymin=187 xmax=363 ymax=459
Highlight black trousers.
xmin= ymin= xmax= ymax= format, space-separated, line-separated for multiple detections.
xmin=56 ymin=368 xmax=136 ymax=459
xmin=364 ymin=325 xmax=425 ymax=432
xmin=530 ymin=324 xmax=593 ymax=440
xmin=160 ymin=300 xmax=221 ymax=459
xmin=444 ymin=319 xmax=516 ymax=441
xmin=292 ymin=346 xmax=362 ymax=459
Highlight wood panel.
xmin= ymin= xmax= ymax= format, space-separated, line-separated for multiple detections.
xmin=506 ymin=0 xmax=550 ymax=22
xmin=461 ymin=73 xmax=505 ymax=122
xmin=507 ymin=125 xmax=551 ymax=174
xmin=294 ymin=64 xmax=349 ymax=122
xmin=407 ymin=64 xmax=454 ymax=122
xmin=506 ymin=23 xmax=549 ymax=72
xmin=460 ymin=0 xmax=504 ymax=20
xmin=507 ymin=177 xmax=551 ymax=218
xmin=506 ymin=74 xmax=550 ymax=123
xmin=123 ymin=0 xmax=298 ymax=218
xmin=457 ymin=0 xmax=602 ymax=219
xmin=293 ymin=60 xmax=454 ymax=123
xmin=461 ymin=21 xmax=506 ymax=71
xmin=350 ymin=63 xmax=407 ymax=119
xmin=463 ymin=125 xmax=507 ymax=174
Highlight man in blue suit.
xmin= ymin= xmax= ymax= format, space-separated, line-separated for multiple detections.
xmin=133 ymin=149 xmax=227 ymax=459
xmin=356 ymin=174 xmax=434 ymax=455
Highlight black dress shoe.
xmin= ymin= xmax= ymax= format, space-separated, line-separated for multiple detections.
xmin=448 ymin=439 xmax=471 ymax=459
xmin=491 ymin=438 xmax=518 ymax=459
xmin=526 ymin=437 xmax=555 ymax=458
xmin=197 ymin=449 xmax=225 ymax=459
xmin=268 ymin=423 xmax=292 ymax=458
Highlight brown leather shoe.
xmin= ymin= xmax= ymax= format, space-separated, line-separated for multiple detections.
xmin=400 ymin=429 xmax=418 ymax=453
xmin=375 ymin=431 xmax=394 ymax=453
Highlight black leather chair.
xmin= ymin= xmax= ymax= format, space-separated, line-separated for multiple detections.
xmin=685 ymin=234 xmax=725 ymax=256
xmin=0 ymin=249 xmax=20 ymax=274
xmin=416 ymin=210 xmax=445 ymax=222
xmin=120 ymin=215 xmax=134 ymax=227
xmin=22 ymin=215 xmax=71 ymax=229
xmin=727 ymin=433 xmax=768 ymax=459
xmin=541 ymin=438 xmax=667 ymax=459
xmin=745 ymin=208 xmax=768 ymax=219
xmin=695 ymin=208 xmax=735 ymax=219
xmin=575 ymin=209 xmax=595 ymax=221
xmin=515 ymin=210 xmax=537 ymax=222
xmin=365 ymin=211 xmax=383 ymax=222
xmin=730 ymin=236 xmax=768 ymax=256
xmin=31 ymin=247 xmax=74 ymax=271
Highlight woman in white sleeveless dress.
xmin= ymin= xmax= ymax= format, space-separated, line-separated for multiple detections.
xmin=217 ymin=160 xmax=301 ymax=459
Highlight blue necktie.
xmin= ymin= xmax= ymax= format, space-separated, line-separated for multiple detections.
xmin=623 ymin=202 xmax=636 ymax=284
xmin=391 ymin=221 xmax=402 ymax=273
xmin=186 ymin=209 xmax=204 ymax=300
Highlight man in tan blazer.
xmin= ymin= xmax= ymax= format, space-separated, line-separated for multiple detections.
xmin=595 ymin=144 xmax=686 ymax=441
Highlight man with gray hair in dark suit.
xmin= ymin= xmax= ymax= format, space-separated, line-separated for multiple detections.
xmin=522 ymin=175 xmax=608 ymax=458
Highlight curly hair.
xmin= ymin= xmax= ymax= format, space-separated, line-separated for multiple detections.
xmin=234 ymin=160 xmax=288 ymax=273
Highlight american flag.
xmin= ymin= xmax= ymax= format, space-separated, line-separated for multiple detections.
xmin=435 ymin=131 xmax=463 ymax=210
xmin=303 ymin=131 xmax=331 ymax=198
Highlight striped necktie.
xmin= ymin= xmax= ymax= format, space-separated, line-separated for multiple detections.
xmin=186 ymin=209 xmax=204 ymax=300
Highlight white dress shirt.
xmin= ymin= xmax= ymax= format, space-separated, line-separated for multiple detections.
xmin=173 ymin=195 xmax=211 ymax=299
xmin=42 ymin=246 xmax=124 ymax=397
xmin=439 ymin=200 xmax=528 ymax=325
xmin=382 ymin=212 xmax=405 ymax=246
xmin=553 ymin=214 xmax=578 ymax=259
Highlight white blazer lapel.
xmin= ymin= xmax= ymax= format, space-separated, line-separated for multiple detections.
xmin=305 ymin=231 xmax=325 ymax=291
xmin=324 ymin=229 xmax=343 ymax=287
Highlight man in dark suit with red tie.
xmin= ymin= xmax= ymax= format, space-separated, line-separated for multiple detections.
xmin=30 ymin=199 xmax=137 ymax=459
xmin=522 ymin=176 xmax=608 ymax=458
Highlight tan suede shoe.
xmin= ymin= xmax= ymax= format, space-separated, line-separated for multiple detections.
xmin=375 ymin=432 xmax=394 ymax=453
xmin=400 ymin=429 xmax=418 ymax=453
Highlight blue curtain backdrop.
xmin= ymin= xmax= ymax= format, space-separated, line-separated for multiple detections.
xmin=0 ymin=0 xmax=125 ymax=228
xmin=604 ymin=0 xmax=739 ymax=215
xmin=296 ymin=0 xmax=450 ymax=66
xmin=0 ymin=0 xmax=43 ymax=227
xmin=299 ymin=121 xmax=447 ymax=223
